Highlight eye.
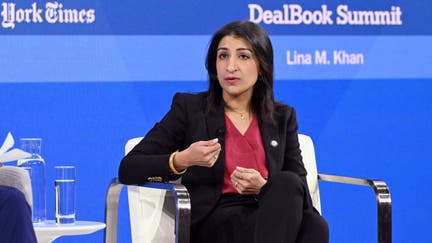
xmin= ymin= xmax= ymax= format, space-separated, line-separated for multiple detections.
xmin=239 ymin=54 xmax=250 ymax=60
xmin=217 ymin=53 xmax=228 ymax=60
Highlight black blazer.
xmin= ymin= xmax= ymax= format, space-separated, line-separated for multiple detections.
xmin=119 ymin=92 xmax=307 ymax=225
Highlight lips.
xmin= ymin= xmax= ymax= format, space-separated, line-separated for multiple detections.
xmin=225 ymin=76 xmax=239 ymax=84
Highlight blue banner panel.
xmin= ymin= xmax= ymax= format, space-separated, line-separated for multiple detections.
xmin=1 ymin=35 xmax=431 ymax=83
xmin=0 ymin=0 xmax=430 ymax=35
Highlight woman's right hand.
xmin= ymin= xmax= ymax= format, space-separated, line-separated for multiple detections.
xmin=173 ymin=138 xmax=221 ymax=170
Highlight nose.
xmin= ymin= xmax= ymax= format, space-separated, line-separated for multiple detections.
xmin=226 ymin=58 xmax=238 ymax=73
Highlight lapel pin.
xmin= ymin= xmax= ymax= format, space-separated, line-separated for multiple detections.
xmin=270 ymin=140 xmax=278 ymax=147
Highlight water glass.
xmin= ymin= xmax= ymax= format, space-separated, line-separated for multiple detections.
xmin=55 ymin=166 xmax=76 ymax=224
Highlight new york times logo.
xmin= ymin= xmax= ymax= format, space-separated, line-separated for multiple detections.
xmin=1 ymin=2 xmax=95 ymax=29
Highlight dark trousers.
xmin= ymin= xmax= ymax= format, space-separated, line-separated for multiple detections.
xmin=192 ymin=171 xmax=329 ymax=243
xmin=0 ymin=185 xmax=37 ymax=243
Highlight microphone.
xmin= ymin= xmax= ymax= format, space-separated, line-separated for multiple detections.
xmin=217 ymin=128 xmax=225 ymax=137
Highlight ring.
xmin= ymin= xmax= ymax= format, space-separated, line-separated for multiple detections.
xmin=214 ymin=155 xmax=218 ymax=160
xmin=235 ymin=181 xmax=238 ymax=188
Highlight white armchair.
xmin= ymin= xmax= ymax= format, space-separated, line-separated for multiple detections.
xmin=105 ymin=134 xmax=391 ymax=243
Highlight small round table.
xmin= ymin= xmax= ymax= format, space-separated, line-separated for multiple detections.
xmin=33 ymin=220 xmax=106 ymax=243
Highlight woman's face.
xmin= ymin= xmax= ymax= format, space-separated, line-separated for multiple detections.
xmin=216 ymin=35 xmax=260 ymax=101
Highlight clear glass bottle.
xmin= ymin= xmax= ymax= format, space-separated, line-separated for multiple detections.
xmin=17 ymin=138 xmax=46 ymax=223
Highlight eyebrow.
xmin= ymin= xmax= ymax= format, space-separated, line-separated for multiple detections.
xmin=217 ymin=47 xmax=253 ymax=52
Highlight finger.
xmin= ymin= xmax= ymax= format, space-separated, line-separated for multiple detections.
xmin=237 ymin=170 xmax=251 ymax=181
xmin=234 ymin=180 xmax=242 ymax=192
xmin=200 ymin=138 xmax=219 ymax=146
xmin=232 ymin=176 xmax=240 ymax=186
xmin=206 ymin=155 xmax=218 ymax=166
xmin=236 ymin=166 xmax=255 ymax=173
xmin=239 ymin=182 xmax=259 ymax=194
xmin=202 ymin=157 xmax=217 ymax=167
xmin=231 ymin=170 xmax=243 ymax=181
xmin=230 ymin=173 xmax=236 ymax=183
xmin=237 ymin=183 xmax=256 ymax=195
xmin=235 ymin=166 xmax=257 ymax=173
xmin=193 ymin=139 xmax=219 ymax=151
xmin=211 ymin=150 xmax=220 ymax=161
xmin=206 ymin=144 xmax=221 ymax=154
xmin=208 ymin=159 xmax=217 ymax=168
xmin=204 ymin=149 xmax=220 ymax=162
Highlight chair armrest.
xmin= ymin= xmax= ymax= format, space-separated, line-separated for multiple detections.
xmin=104 ymin=178 xmax=191 ymax=243
xmin=318 ymin=173 xmax=391 ymax=243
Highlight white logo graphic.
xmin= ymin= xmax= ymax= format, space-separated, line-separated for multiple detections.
xmin=1 ymin=1 xmax=96 ymax=29
xmin=248 ymin=3 xmax=402 ymax=26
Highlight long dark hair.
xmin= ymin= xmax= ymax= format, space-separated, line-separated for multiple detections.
xmin=205 ymin=20 xmax=276 ymax=122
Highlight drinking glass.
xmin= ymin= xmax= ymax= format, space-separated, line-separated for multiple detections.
xmin=55 ymin=166 xmax=76 ymax=224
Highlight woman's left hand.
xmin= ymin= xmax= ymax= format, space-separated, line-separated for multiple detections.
xmin=230 ymin=166 xmax=267 ymax=195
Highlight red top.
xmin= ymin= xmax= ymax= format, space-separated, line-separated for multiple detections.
xmin=222 ymin=114 xmax=269 ymax=194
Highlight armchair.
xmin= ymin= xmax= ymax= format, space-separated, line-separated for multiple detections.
xmin=105 ymin=134 xmax=391 ymax=243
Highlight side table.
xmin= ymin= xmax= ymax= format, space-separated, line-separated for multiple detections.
xmin=34 ymin=220 xmax=106 ymax=243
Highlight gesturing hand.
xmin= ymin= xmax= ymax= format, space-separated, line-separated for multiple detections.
xmin=174 ymin=138 xmax=221 ymax=170
xmin=231 ymin=166 xmax=267 ymax=195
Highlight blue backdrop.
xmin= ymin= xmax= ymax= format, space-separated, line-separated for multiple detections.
xmin=0 ymin=0 xmax=431 ymax=242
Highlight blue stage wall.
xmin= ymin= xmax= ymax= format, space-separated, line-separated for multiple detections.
xmin=0 ymin=1 xmax=431 ymax=242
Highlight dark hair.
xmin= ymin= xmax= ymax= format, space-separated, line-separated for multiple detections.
xmin=205 ymin=20 xmax=276 ymax=122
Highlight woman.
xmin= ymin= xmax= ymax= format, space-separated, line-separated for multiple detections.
xmin=0 ymin=163 xmax=37 ymax=243
xmin=119 ymin=20 xmax=329 ymax=243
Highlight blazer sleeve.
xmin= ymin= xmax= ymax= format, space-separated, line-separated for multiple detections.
xmin=118 ymin=93 xmax=189 ymax=184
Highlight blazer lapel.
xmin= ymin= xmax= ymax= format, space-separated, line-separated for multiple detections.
xmin=259 ymin=119 xmax=282 ymax=176
xmin=205 ymin=102 xmax=226 ymax=183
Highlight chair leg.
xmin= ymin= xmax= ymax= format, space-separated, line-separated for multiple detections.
xmin=374 ymin=181 xmax=391 ymax=243
xmin=104 ymin=179 xmax=124 ymax=243
xmin=318 ymin=174 xmax=392 ymax=243
xmin=104 ymin=180 xmax=191 ymax=243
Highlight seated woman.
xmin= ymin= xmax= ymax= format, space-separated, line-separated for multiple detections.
xmin=0 ymin=164 xmax=37 ymax=243
xmin=119 ymin=20 xmax=329 ymax=243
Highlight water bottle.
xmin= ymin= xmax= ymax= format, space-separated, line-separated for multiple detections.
xmin=17 ymin=138 xmax=46 ymax=223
